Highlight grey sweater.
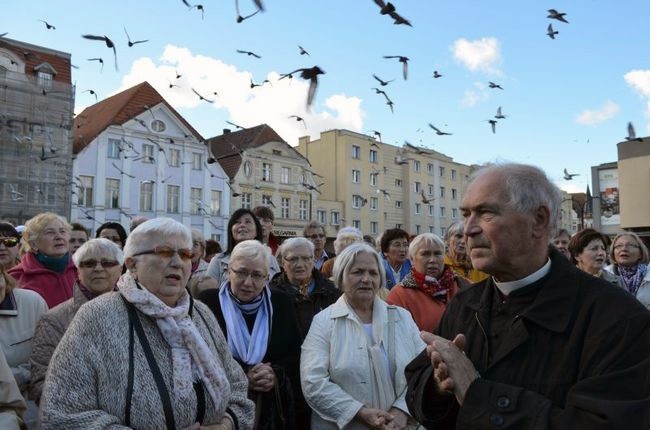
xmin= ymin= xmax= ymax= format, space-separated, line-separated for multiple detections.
xmin=40 ymin=292 xmax=254 ymax=429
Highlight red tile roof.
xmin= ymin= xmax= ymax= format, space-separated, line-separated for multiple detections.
xmin=0 ymin=38 xmax=72 ymax=84
xmin=73 ymin=81 xmax=204 ymax=153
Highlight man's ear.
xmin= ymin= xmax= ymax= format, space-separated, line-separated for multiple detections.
xmin=125 ymin=257 xmax=137 ymax=273
xmin=532 ymin=206 xmax=552 ymax=239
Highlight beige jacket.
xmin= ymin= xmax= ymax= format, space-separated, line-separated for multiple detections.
xmin=0 ymin=343 xmax=26 ymax=430
xmin=301 ymin=295 xmax=425 ymax=429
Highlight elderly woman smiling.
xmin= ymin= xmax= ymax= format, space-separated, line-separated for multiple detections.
xmin=200 ymin=240 xmax=305 ymax=429
xmin=605 ymin=232 xmax=650 ymax=309
xmin=301 ymin=243 xmax=425 ymax=430
xmin=40 ymin=218 xmax=254 ymax=430
xmin=29 ymin=238 xmax=124 ymax=403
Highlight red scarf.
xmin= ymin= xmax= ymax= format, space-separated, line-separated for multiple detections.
xmin=408 ymin=267 xmax=455 ymax=303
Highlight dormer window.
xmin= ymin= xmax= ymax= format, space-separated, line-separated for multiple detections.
xmin=151 ymin=119 xmax=166 ymax=132
xmin=37 ymin=71 xmax=52 ymax=88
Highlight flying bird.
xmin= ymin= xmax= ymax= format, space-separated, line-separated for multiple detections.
xmin=289 ymin=115 xmax=307 ymax=128
xmin=487 ymin=119 xmax=498 ymax=134
xmin=386 ymin=99 xmax=395 ymax=114
xmin=81 ymin=34 xmax=118 ymax=70
xmin=395 ymin=154 xmax=412 ymax=165
xmin=494 ymin=106 xmax=507 ymax=119
xmin=226 ymin=120 xmax=245 ymax=130
xmin=38 ymin=20 xmax=56 ymax=30
xmin=626 ymin=122 xmax=643 ymax=142
xmin=404 ymin=142 xmax=429 ymax=154
xmin=376 ymin=188 xmax=391 ymax=200
xmin=547 ymin=9 xmax=569 ymax=23
xmin=235 ymin=0 xmax=260 ymax=22
xmin=167 ymin=80 xmax=179 ymax=89
xmin=373 ymin=74 xmax=393 ymax=86
xmin=175 ymin=69 xmax=182 ymax=79
xmin=563 ymin=168 xmax=580 ymax=180
xmin=112 ymin=162 xmax=135 ymax=178
xmin=9 ymin=185 xmax=24 ymax=201
xmin=182 ymin=1 xmax=205 ymax=19
xmin=488 ymin=81 xmax=503 ymax=90
xmin=280 ymin=66 xmax=325 ymax=107
xmin=433 ymin=70 xmax=442 ymax=78
xmin=236 ymin=49 xmax=261 ymax=58
xmin=428 ymin=123 xmax=452 ymax=136
xmin=298 ymin=45 xmax=310 ymax=56
xmin=0 ymin=32 xmax=8 ymax=38
xmin=191 ymin=88 xmax=215 ymax=103
xmin=383 ymin=55 xmax=409 ymax=80
xmin=82 ymin=89 xmax=98 ymax=101
xmin=87 ymin=57 xmax=104 ymax=72
xmin=420 ymin=190 xmax=435 ymax=204
xmin=302 ymin=182 xmax=323 ymax=194
xmin=547 ymin=23 xmax=559 ymax=39
xmin=372 ymin=0 xmax=412 ymax=27
xmin=372 ymin=130 xmax=382 ymax=142
xmin=39 ymin=143 xmax=58 ymax=161
xmin=124 ymin=26 xmax=148 ymax=47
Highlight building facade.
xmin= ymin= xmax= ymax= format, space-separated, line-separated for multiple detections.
xmin=590 ymin=162 xmax=621 ymax=236
xmin=0 ymin=37 xmax=74 ymax=224
xmin=206 ymin=124 xmax=320 ymax=243
xmin=616 ymin=137 xmax=650 ymax=238
xmin=72 ymin=82 xmax=230 ymax=242
xmin=297 ymin=129 xmax=473 ymax=239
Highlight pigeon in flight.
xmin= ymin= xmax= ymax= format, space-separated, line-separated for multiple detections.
xmin=226 ymin=120 xmax=245 ymax=130
xmin=298 ymin=45 xmax=310 ymax=56
xmin=87 ymin=57 xmax=104 ymax=72
xmin=289 ymin=115 xmax=307 ymax=129
xmin=373 ymin=74 xmax=393 ymax=86
xmin=372 ymin=130 xmax=382 ymax=142
xmin=372 ymin=0 xmax=412 ymax=27
xmin=235 ymin=0 xmax=260 ymax=23
xmin=547 ymin=23 xmax=559 ymax=39
xmin=488 ymin=81 xmax=503 ymax=90
xmin=82 ymin=89 xmax=98 ymax=101
xmin=563 ymin=168 xmax=580 ymax=180
xmin=433 ymin=70 xmax=442 ymax=78
xmin=182 ymin=1 xmax=205 ymax=19
xmin=383 ymin=55 xmax=409 ymax=80
xmin=494 ymin=106 xmax=507 ymax=119
xmin=626 ymin=122 xmax=643 ymax=142
xmin=236 ymin=49 xmax=261 ymax=58
xmin=420 ymin=190 xmax=435 ymax=204
xmin=191 ymin=88 xmax=215 ymax=103
xmin=547 ymin=9 xmax=569 ymax=23
xmin=39 ymin=20 xmax=56 ymax=30
xmin=487 ymin=119 xmax=497 ymax=134
xmin=124 ymin=26 xmax=149 ymax=47
xmin=428 ymin=123 xmax=452 ymax=135
xmin=280 ymin=66 xmax=325 ymax=107
xmin=81 ymin=34 xmax=118 ymax=70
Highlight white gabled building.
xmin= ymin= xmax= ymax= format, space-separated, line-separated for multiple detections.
xmin=72 ymin=81 xmax=230 ymax=243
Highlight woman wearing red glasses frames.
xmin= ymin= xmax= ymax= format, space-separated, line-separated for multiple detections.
xmin=0 ymin=222 xmax=21 ymax=271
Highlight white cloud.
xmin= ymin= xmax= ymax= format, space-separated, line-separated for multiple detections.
xmin=116 ymin=45 xmax=365 ymax=145
xmin=452 ymin=37 xmax=502 ymax=75
xmin=624 ymin=69 xmax=650 ymax=97
xmin=575 ymin=100 xmax=620 ymax=125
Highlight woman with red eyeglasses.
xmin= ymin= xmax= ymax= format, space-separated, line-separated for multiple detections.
xmin=0 ymin=222 xmax=21 ymax=271
xmin=29 ymin=238 xmax=123 ymax=403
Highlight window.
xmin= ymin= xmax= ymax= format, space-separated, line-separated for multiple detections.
xmin=241 ymin=192 xmax=252 ymax=209
xmin=167 ymin=185 xmax=180 ymax=213
xmin=395 ymin=201 xmax=403 ymax=209
xmin=78 ymin=176 xmax=94 ymax=207
xmin=352 ymin=169 xmax=361 ymax=183
xmin=299 ymin=199 xmax=308 ymax=221
xmin=370 ymin=222 xmax=378 ymax=234
xmin=370 ymin=172 xmax=377 ymax=186
xmin=415 ymin=225 xmax=421 ymax=234
xmin=352 ymin=220 xmax=361 ymax=229
xmin=211 ymin=190 xmax=222 ymax=215
xmin=369 ymin=149 xmax=378 ymax=163
xmin=192 ymin=153 xmax=202 ymax=170
xmin=151 ymin=120 xmax=166 ymax=132
xmin=451 ymin=169 xmax=457 ymax=180
xmin=281 ymin=197 xmax=291 ymax=218
xmin=142 ymin=144 xmax=154 ymax=163
xmin=352 ymin=145 xmax=361 ymax=159
xmin=440 ymin=227 xmax=447 ymax=237
xmin=272 ymin=149 xmax=282 ymax=156
xmin=452 ymin=208 xmax=458 ymax=219
xmin=414 ymin=182 xmax=421 ymax=193
xmin=262 ymin=163 xmax=272 ymax=182
xmin=428 ymin=204 xmax=434 ymax=216
xmin=169 ymin=149 xmax=180 ymax=167
xmin=37 ymin=71 xmax=52 ymax=88
xmin=370 ymin=197 xmax=378 ymax=210
xmin=107 ymin=138 xmax=120 ymax=159
xmin=440 ymin=206 xmax=446 ymax=217
xmin=395 ymin=179 xmax=402 ymax=187
xmin=140 ymin=182 xmax=153 ymax=211
xmin=439 ymin=186 xmax=446 ymax=198
xmin=190 ymin=187 xmax=202 ymax=214
xmin=105 ymin=178 xmax=120 ymax=208
xmin=415 ymin=203 xmax=421 ymax=214
xmin=413 ymin=160 xmax=421 ymax=172
xmin=281 ymin=167 xmax=291 ymax=184
xmin=331 ymin=211 xmax=340 ymax=225
xmin=439 ymin=166 xmax=445 ymax=177
xmin=317 ymin=209 xmax=326 ymax=224
xmin=262 ymin=194 xmax=273 ymax=206
xmin=396 ymin=224 xmax=402 ymax=229
xmin=427 ymin=163 xmax=434 ymax=174
xmin=429 ymin=225 xmax=434 ymax=233
xmin=0 ymin=66 xmax=7 ymax=79
xmin=452 ymin=188 xmax=458 ymax=200
xmin=428 ymin=184 xmax=434 ymax=195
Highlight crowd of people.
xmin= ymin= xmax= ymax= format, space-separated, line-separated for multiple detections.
xmin=1 ymin=162 xmax=649 ymax=429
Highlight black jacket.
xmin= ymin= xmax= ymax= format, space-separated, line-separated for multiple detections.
xmin=405 ymin=248 xmax=650 ymax=429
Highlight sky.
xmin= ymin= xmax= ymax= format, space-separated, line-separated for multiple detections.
xmin=3 ymin=0 xmax=650 ymax=195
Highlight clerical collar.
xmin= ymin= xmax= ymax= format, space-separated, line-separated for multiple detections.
xmin=494 ymin=258 xmax=551 ymax=296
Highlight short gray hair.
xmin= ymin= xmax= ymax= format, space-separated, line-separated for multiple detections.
xmin=72 ymin=238 xmax=124 ymax=267
xmin=332 ymin=243 xmax=386 ymax=291
xmin=303 ymin=220 xmax=325 ymax=236
xmin=470 ymin=163 xmax=561 ymax=235
xmin=278 ymin=237 xmax=314 ymax=260
xmin=408 ymin=233 xmax=445 ymax=261
xmin=230 ymin=239 xmax=272 ymax=274
xmin=124 ymin=218 xmax=192 ymax=258
xmin=334 ymin=227 xmax=364 ymax=254
xmin=444 ymin=221 xmax=464 ymax=243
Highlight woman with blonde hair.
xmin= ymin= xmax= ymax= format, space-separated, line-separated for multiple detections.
xmin=605 ymin=232 xmax=650 ymax=309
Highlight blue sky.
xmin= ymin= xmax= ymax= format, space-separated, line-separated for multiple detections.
xmin=4 ymin=0 xmax=650 ymax=194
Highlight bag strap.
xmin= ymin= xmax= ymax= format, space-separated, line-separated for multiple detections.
xmin=387 ymin=306 xmax=397 ymax=397
xmin=124 ymin=302 xmax=134 ymax=427
xmin=121 ymin=295 xmax=177 ymax=430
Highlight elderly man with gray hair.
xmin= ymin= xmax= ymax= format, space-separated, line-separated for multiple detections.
xmin=320 ymin=226 xmax=364 ymax=279
xmin=406 ymin=163 xmax=650 ymax=429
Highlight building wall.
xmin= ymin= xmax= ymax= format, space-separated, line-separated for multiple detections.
xmin=617 ymin=139 xmax=650 ymax=232
xmin=590 ymin=162 xmax=621 ymax=236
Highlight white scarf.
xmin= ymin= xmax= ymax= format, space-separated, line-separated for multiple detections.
xmin=118 ymin=272 xmax=231 ymax=413
xmin=218 ymin=282 xmax=272 ymax=365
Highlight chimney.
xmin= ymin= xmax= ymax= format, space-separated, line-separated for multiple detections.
xmin=223 ymin=128 xmax=231 ymax=134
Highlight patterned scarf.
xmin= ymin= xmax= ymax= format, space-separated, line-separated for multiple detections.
xmin=402 ymin=267 xmax=455 ymax=303
xmin=617 ymin=264 xmax=648 ymax=296
xmin=118 ymin=272 xmax=231 ymax=412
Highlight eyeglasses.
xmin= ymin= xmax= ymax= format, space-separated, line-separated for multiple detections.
xmin=132 ymin=246 xmax=194 ymax=261
xmin=307 ymin=233 xmax=325 ymax=240
xmin=229 ymin=268 xmax=267 ymax=283
xmin=389 ymin=241 xmax=409 ymax=249
xmin=0 ymin=238 xmax=19 ymax=248
xmin=284 ymin=255 xmax=313 ymax=264
xmin=78 ymin=259 xmax=121 ymax=269
xmin=614 ymin=243 xmax=641 ymax=251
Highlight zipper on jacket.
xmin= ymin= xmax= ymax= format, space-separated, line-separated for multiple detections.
xmin=474 ymin=311 xmax=489 ymax=371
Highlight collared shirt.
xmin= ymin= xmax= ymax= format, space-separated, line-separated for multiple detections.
xmin=494 ymin=258 xmax=551 ymax=296
xmin=314 ymin=251 xmax=329 ymax=270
